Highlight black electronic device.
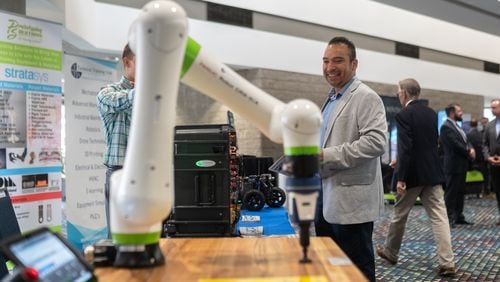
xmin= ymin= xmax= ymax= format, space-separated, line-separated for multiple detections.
xmin=0 ymin=227 xmax=96 ymax=282
xmin=240 ymin=155 xmax=258 ymax=176
xmin=164 ymin=124 xmax=240 ymax=237
xmin=241 ymin=155 xmax=276 ymax=176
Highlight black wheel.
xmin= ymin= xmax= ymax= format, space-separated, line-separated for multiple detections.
xmin=266 ymin=187 xmax=286 ymax=208
xmin=243 ymin=190 xmax=266 ymax=211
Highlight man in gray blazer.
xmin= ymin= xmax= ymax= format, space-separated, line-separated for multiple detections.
xmin=315 ymin=36 xmax=387 ymax=282
xmin=483 ymin=99 xmax=500 ymax=225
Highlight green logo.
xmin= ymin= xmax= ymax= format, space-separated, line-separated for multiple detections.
xmin=195 ymin=160 xmax=216 ymax=168
xmin=7 ymin=20 xmax=16 ymax=40
xmin=6 ymin=19 xmax=43 ymax=42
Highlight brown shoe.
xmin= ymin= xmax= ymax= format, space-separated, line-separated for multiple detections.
xmin=376 ymin=245 xmax=397 ymax=265
xmin=437 ymin=266 xmax=457 ymax=277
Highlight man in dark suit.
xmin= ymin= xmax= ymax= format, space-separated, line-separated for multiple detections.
xmin=483 ymin=99 xmax=500 ymax=225
xmin=440 ymin=103 xmax=475 ymax=226
xmin=376 ymin=79 xmax=456 ymax=277
xmin=467 ymin=119 xmax=488 ymax=195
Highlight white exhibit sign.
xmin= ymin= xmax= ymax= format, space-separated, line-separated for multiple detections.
xmin=64 ymin=54 xmax=117 ymax=250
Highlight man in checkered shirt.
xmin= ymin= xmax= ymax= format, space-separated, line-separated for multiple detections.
xmin=97 ymin=44 xmax=135 ymax=237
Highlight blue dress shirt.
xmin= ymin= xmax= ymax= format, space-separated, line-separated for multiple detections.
xmin=320 ymin=77 xmax=355 ymax=146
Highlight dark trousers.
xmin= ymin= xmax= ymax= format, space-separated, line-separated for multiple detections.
xmin=444 ymin=172 xmax=466 ymax=223
xmin=491 ymin=166 xmax=500 ymax=215
xmin=105 ymin=165 xmax=123 ymax=238
xmin=315 ymin=193 xmax=375 ymax=281
xmin=481 ymin=162 xmax=491 ymax=194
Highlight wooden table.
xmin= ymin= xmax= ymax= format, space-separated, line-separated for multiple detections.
xmin=95 ymin=237 xmax=367 ymax=281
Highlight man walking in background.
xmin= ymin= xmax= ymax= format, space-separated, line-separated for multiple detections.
xmin=483 ymin=99 xmax=500 ymax=225
xmin=440 ymin=103 xmax=475 ymax=227
xmin=376 ymin=79 xmax=456 ymax=277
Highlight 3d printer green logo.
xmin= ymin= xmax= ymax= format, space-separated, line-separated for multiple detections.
xmin=7 ymin=19 xmax=43 ymax=42
xmin=195 ymin=160 xmax=216 ymax=168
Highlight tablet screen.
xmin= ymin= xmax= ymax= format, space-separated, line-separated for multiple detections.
xmin=7 ymin=231 xmax=93 ymax=282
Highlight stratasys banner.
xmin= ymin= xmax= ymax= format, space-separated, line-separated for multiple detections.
xmin=0 ymin=11 xmax=63 ymax=233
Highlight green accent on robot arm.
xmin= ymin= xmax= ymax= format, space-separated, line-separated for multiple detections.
xmin=285 ymin=146 xmax=320 ymax=156
xmin=181 ymin=37 xmax=201 ymax=78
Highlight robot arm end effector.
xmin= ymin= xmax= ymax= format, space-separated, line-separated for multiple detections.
xmin=280 ymin=100 xmax=322 ymax=263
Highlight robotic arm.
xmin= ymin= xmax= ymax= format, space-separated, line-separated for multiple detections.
xmin=109 ymin=0 xmax=321 ymax=267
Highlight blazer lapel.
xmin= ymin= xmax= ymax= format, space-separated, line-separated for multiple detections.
xmin=495 ymin=119 xmax=500 ymax=141
xmin=321 ymin=79 xmax=360 ymax=148
xmin=445 ymin=119 xmax=466 ymax=144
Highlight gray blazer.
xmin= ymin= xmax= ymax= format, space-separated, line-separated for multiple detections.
xmin=320 ymin=78 xmax=387 ymax=224
xmin=483 ymin=118 xmax=500 ymax=159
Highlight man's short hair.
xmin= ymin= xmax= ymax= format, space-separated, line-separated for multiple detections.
xmin=470 ymin=118 xmax=478 ymax=127
xmin=398 ymin=78 xmax=420 ymax=99
xmin=445 ymin=103 xmax=459 ymax=117
xmin=122 ymin=44 xmax=135 ymax=59
xmin=328 ymin=36 xmax=356 ymax=61
xmin=491 ymin=99 xmax=500 ymax=104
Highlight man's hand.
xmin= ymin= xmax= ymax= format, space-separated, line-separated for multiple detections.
xmin=468 ymin=147 xmax=476 ymax=160
xmin=489 ymin=155 xmax=500 ymax=166
xmin=396 ymin=181 xmax=406 ymax=196
xmin=389 ymin=159 xmax=397 ymax=169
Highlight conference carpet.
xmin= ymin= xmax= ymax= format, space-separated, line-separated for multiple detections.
xmin=374 ymin=196 xmax=499 ymax=281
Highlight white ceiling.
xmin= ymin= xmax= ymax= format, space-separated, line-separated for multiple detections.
xmin=30 ymin=0 xmax=500 ymax=39
xmin=371 ymin=0 xmax=500 ymax=38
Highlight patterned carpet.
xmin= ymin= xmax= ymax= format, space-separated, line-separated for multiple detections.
xmin=374 ymin=196 xmax=499 ymax=281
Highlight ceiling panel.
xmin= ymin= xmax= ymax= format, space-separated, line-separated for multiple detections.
xmin=371 ymin=0 xmax=500 ymax=37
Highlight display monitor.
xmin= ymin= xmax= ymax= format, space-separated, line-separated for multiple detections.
xmin=438 ymin=110 xmax=447 ymax=134
xmin=389 ymin=124 xmax=398 ymax=162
